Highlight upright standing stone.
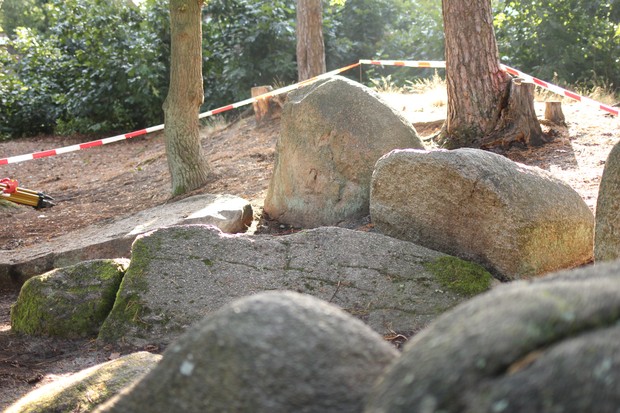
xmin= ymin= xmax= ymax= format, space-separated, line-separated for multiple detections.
xmin=595 ymin=140 xmax=620 ymax=262
xmin=264 ymin=75 xmax=423 ymax=228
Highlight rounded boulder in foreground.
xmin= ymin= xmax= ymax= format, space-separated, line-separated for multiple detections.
xmin=364 ymin=261 xmax=620 ymax=413
xmin=96 ymin=291 xmax=399 ymax=413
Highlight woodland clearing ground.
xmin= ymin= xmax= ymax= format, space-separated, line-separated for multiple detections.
xmin=0 ymin=90 xmax=618 ymax=409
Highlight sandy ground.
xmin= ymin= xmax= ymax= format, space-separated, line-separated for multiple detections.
xmin=0 ymin=93 xmax=618 ymax=409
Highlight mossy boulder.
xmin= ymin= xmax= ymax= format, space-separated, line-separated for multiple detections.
xmin=11 ymin=259 xmax=128 ymax=338
xmin=5 ymin=352 xmax=160 ymax=413
xmin=98 ymin=225 xmax=492 ymax=348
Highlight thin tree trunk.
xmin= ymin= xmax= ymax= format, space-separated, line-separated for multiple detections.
xmin=163 ymin=0 xmax=210 ymax=196
xmin=439 ymin=0 xmax=543 ymax=149
xmin=296 ymin=0 xmax=326 ymax=81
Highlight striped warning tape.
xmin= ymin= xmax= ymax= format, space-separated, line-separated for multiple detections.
xmin=361 ymin=59 xmax=618 ymax=117
xmin=500 ymin=64 xmax=619 ymax=117
xmin=359 ymin=59 xmax=447 ymax=68
xmin=0 ymin=125 xmax=164 ymax=165
xmin=0 ymin=62 xmax=360 ymax=165
xmin=1 ymin=59 xmax=616 ymax=165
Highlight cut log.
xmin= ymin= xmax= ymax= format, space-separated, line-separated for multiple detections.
xmin=484 ymin=78 xmax=546 ymax=149
xmin=251 ymin=86 xmax=273 ymax=124
xmin=544 ymin=101 xmax=566 ymax=125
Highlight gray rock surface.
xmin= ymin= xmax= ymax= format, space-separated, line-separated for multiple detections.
xmin=11 ymin=259 xmax=128 ymax=338
xmin=264 ymin=75 xmax=423 ymax=228
xmin=371 ymin=148 xmax=594 ymax=280
xmin=96 ymin=291 xmax=398 ymax=413
xmin=6 ymin=352 xmax=161 ymax=413
xmin=98 ymin=225 xmax=492 ymax=347
xmin=0 ymin=194 xmax=252 ymax=289
xmin=365 ymin=261 xmax=620 ymax=413
xmin=595 ymin=139 xmax=620 ymax=262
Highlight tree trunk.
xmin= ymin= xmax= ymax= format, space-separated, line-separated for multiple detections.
xmin=438 ymin=0 xmax=544 ymax=150
xmin=483 ymin=79 xmax=545 ymax=148
xmin=251 ymin=86 xmax=274 ymax=125
xmin=544 ymin=101 xmax=566 ymax=125
xmin=163 ymin=0 xmax=210 ymax=196
xmin=296 ymin=0 xmax=326 ymax=81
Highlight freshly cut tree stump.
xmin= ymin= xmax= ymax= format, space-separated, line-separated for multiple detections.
xmin=545 ymin=101 xmax=566 ymax=125
xmin=251 ymin=86 xmax=274 ymax=124
xmin=484 ymin=78 xmax=545 ymax=148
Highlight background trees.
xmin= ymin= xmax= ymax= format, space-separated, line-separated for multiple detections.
xmin=164 ymin=0 xmax=210 ymax=195
xmin=440 ymin=0 xmax=544 ymax=149
xmin=296 ymin=0 xmax=326 ymax=81
xmin=494 ymin=0 xmax=620 ymax=89
xmin=0 ymin=0 xmax=617 ymax=139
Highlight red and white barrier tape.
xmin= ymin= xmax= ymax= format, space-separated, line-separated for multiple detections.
xmin=359 ymin=59 xmax=447 ymax=68
xmin=362 ymin=59 xmax=618 ymax=117
xmin=2 ymin=59 xmax=616 ymax=165
xmin=0 ymin=62 xmax=360 ymax=165
xmin=500 ymin=64 xmax=619 ymax=117
xmin=0 ymin=125 xmax=164 ymax=165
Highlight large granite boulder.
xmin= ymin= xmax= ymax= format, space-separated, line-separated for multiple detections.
xmin=595 ymin=139 xmax=620 ymax=262
xmin=98 ymin=225 xmax=492 ymax=347
xmin=365 ymin=261 xmax=620 ymax=413
xmin=264 ymin=75 xmax=424 ymax=228
xmin=371 ymin=148 xmax=594 ymax=280
xmin=95 ymin=291 xmax=398 ymax=413
xmin=0 ymin=193 xmax=253 ymax=289
xmin=5 ymin=352 xmax=160 ymax=413
xmin=11 ymin=259 xmax=128 ymax=338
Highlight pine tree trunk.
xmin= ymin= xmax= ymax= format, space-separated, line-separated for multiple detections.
xmin=296 ymin=0 xmax=326 ymax=81
xmin=439 ymin=0 xmax=544 ymax=150
xmin=163 ymin=0 xmax=210 ymax=196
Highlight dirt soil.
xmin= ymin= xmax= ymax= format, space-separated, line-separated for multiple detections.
xmin=0 ymin=96 xmax=618 ymax=409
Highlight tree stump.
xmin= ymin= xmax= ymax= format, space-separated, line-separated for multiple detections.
xmin=484 ymin=78 xmax=545 ymax=148
xmin=251 ymin=86 xmax=274 ymax=124
xmin=544 ymin=101 xmax=566 ymax=125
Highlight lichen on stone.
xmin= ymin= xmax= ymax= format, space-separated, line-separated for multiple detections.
xmin=423 ymin=256 xmax=492 ymax=296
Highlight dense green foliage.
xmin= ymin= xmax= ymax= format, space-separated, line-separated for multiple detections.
xmin=0 ymin=0 xmax=168 ymax=137
xmin=494 ymin=0 xmax=620 ymax=89
xmin=0 ymin=0 xmax=617 ymax=138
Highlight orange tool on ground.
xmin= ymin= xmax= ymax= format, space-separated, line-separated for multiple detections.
xmin=1 ymin=178 xmax=55 ymax=209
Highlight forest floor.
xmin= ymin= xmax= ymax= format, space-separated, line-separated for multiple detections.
xmin=0 ymin=92 xmax=618 ymax=409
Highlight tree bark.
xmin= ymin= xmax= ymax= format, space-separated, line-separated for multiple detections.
xmin=296 ymin=0 xmax=326 ymax=81
xmin=483 ymin=79 xmax=545 ymax=148
xmin=438 ymin=0 xmax=544 ymax=149
xmin=163 ymin=0 xmax=210 ymax=196
xmin=544 ymin=101 xmax=566 ymax=125
xmin=251 ymin=86 xmax=273 ymax=125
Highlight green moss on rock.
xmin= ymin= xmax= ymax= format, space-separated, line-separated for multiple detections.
xmin=10 ymin=259 xmax=128 ymax=338
xmin=5 ymin=352 xmax=161 ymax=413
xmin=424 ymin=256 xmax=492 ymax=297
xmin=97 ymin=236 xmax=154 ymax=343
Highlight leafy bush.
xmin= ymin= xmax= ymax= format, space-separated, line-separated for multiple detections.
xmin=0 ymin=0 xmax=169 ymax=137
xmin=494 ymin=0 xmax=620 ymax=90
xmin=202 ymin=0 xmax=297 ymax=109
xmin=1 ymin=0 xmax=618 ymax=139
xmin=0 ymin=28 xmax=64 ymax=137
